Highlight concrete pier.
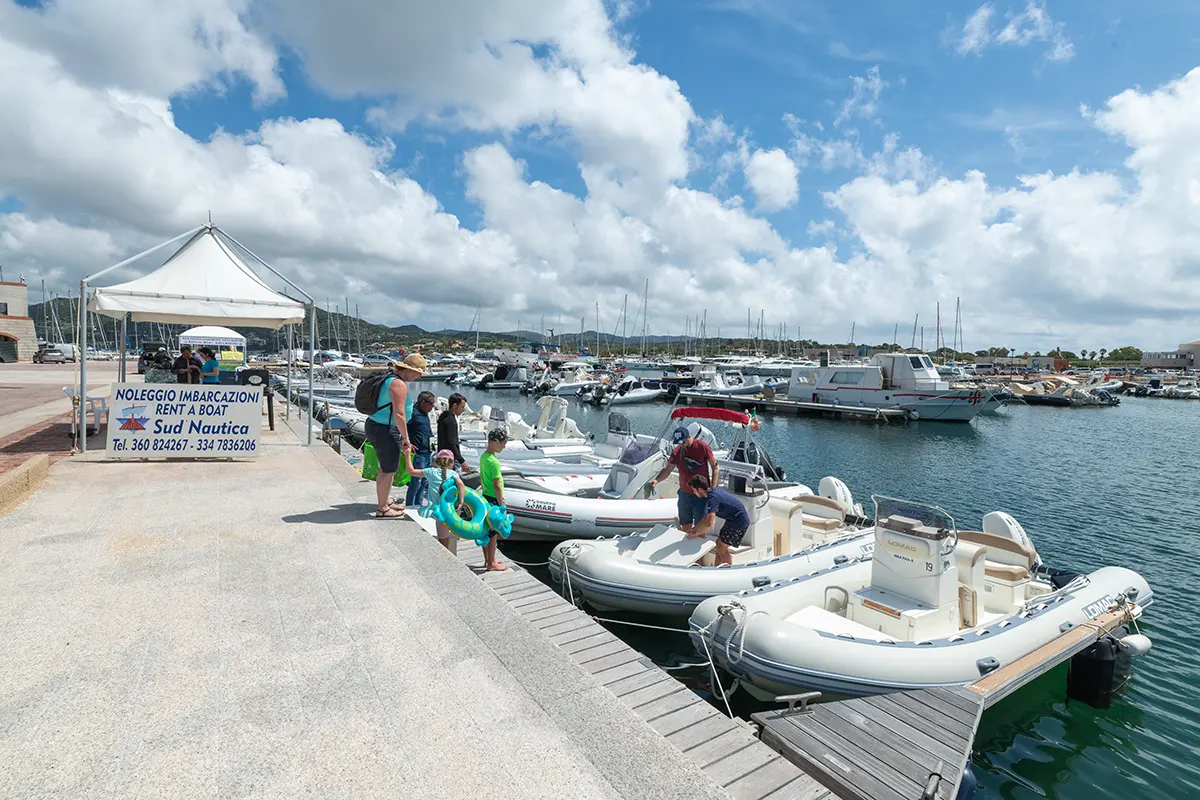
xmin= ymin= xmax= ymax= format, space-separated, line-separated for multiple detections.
xmin=0 ymin=410 xmax=730 ymax=798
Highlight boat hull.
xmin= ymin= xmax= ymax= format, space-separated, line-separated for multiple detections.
xmin=689 ymin=565 xmax=1151 ymax=698
xmin=548 ymin=531 xmax=876 ymax=616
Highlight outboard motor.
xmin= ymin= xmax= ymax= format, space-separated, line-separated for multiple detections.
xmin=982 ymin=512 xmax=1040 ymax=568
xmin=818 ymin=477 xmax=859 ymax=517
xmin=476 ymin=374 xmax=493 ymax=389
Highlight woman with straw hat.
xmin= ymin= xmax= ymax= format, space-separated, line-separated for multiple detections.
xmin=364 ymin=352 xmax=429 ymax=518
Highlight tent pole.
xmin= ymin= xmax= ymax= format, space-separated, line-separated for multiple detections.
xmin=308 ymin=305 xmax=315 ymax=446
xmin=119 ymin=315 xmax=127 ymax=382
xmin=214 ymin=227 xmax=314 ymax=303
xmin=285 ymin=324 xmax=292 ymax=420
xmin=83 ymin=225 xmax=205 ymax=283
xmin=78 ymin=282 xmax=88 ymax=453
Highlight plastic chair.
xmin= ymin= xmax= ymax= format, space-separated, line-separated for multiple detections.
xmin=62 ymin=386 xmax=108 ymax=435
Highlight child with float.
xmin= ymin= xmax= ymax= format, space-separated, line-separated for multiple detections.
xmin=402 ymin=440 xmax=514 ymax=560
xmin=401 ymin=446 xmax=467 ymax=551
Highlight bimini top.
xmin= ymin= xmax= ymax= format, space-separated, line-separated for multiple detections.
xmin=669 ymin=406 xmax=751 ymax=425
xmin=89 ymin=227 xmax=305 ymax=329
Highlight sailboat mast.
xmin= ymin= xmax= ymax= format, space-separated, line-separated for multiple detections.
xmin=910 ymin=314 xmax=918 ymax=350
xmin=621 ymin=294 xmax=628 ymax=357
xmin=640 ymin=279 xmax=648 ymax=356
xmin=595 ymin=302 xmax=600 ymax=357
xmin=40 ymin=280 xmax=47 ymax=342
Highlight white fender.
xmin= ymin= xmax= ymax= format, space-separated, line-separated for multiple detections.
xmin=982 ymin=511 xmax=1040 ymax=565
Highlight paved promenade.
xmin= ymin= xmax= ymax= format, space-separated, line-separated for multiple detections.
xmin=0 ymin=418 xmax=729 ymax=799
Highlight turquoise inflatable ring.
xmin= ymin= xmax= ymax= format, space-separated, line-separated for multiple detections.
xmin=419 ymin=482 xmax=514 ymax=546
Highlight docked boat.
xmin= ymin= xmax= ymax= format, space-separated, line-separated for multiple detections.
xmin=548 ymin=475 xmax=873 ymax=616
xmin=593 ymin=376 xmax=666 ymax=405
xmin=476 ymin=363 xmax=532 ymax=390
xmin=690 ymin=497 xmax=1153 ymax=699
xmin=692 ymin=367 xmax=780 ymax=396
xmin=463 ymin=406 xmax=786 ymax=541
xmin=789 ymin=353 xmax=987 ymax=422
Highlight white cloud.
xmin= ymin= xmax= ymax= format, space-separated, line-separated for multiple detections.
xmin=744 ymin=148 xmax=800 ymax=212
xmin=1 ymin=1 xmax=1198 ymax=351
xmin=835 ymin=66 xmax=886 ymax=128
xmin=954 ymin=1 xmax=1074 ymax=62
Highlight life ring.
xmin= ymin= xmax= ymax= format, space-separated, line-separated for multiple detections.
xmin=419 ymin=482 xmax=514 ymax=546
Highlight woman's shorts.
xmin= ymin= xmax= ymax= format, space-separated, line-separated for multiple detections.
xmin=364 ymin=419 xmax=403 ymax=473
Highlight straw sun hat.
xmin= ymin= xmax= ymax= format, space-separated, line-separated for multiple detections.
xmin=393 ymin=353 xmax=429 ymax=376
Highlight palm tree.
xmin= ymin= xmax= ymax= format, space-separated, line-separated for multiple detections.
xmin=1099 ymin=348 xmax=1107 ymax=364
xmin=1089 ymin=350 xmax=1097 ymax=361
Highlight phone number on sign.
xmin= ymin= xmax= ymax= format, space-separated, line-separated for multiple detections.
xmin=110 ymin=437 xmax=257 ymax=453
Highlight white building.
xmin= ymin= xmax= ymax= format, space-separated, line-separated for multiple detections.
xmin=0 ymin=281 xmax=38 ymax=362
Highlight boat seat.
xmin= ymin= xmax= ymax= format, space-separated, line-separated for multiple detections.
xmin=954 ymin=541 xmax=987 ymax=629
xmin=630 ymin=525 xmax=715 ymax=566
xmin=784 ymin=604 xmax=895 ymax=643
xmin=983 ymin=563 xmax=1030 ymax=582
xmin=796 ymin=495 xmax=846 ymax=533
xmin=957 ymin=530 xmax=1036 ymax=570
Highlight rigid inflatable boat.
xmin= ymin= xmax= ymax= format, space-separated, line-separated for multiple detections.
xmin=548 ymin=476 xmax=873 ymax=616
xmin=690 ymin=497 xmax=1153 ymax=699
xmin=464 ymin=406 xmax=790 ymax=541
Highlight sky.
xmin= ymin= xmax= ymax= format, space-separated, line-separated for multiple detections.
xmin=1 ymin=0 xmax=1199 ymax=352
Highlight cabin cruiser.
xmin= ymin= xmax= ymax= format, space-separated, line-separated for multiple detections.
xmin=691 ymin=367 xmax=780 ymax=396
xmin=789 ymin=353 xmax=987 ymax=422
xmin=475 ymin=363 xmax=532 ymax=390
xmin=584 ymin=376 xmax=666 ymax=406
xmin=548 ymin=474 xmax=872 ymax=617
xmin=690 ymin=496 xmax=1152 ymax=699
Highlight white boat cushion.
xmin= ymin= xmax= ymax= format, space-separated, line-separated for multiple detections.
xmin=783 ymin=605 xmax=896 ymax=642
xmin=630 ymin=525 xmax=716 ymax=566
xmin=957 ymin=530 xmax=1035 ymax=570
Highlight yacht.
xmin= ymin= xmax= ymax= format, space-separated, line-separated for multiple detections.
xmin=789 ymin=352 xmax=987 ymax=422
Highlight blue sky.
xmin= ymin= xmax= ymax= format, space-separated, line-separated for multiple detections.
xmin=3 ymin=0 xmax=1200 ymax=349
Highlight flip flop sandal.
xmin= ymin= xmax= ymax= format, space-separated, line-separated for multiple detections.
xmin=374 ymin=506 xmax=405 ymax=518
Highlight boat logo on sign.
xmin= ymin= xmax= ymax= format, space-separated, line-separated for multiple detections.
xmin=1083 ymin=594 xmax=1115 ymax=620
xmin=116 ymin=405 xmax=151 ymax=432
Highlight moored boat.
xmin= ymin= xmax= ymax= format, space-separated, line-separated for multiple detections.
xmin=690 ymin=497 xmax=1153 ymax=699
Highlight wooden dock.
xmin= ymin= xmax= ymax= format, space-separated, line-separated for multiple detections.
xmin=455 ymin=544 xmax=834 ymax=800
xmin=753 ymin=687 xmax=981 ymax=800
xmin=751 ymin=603 xmax=1141 ymax=799
xmin=677 ymin=390 xmax=910 ymax=422
xmin=967 ymin=605 xmax=1136 ymax=707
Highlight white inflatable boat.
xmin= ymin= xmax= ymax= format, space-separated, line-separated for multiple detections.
xmin=465 ymin=405 xmax=789 ymax=541
xmin=548 ymin=477 xmax=873 ymax=616
xmin=690 ymin=497 xmax=1153 ymax=699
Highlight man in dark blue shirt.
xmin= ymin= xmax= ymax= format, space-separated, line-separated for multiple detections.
xmin=686 ymin=475 xmax=751 ymax=566
xmin=405 ymin=391 xmax=436 ymax=507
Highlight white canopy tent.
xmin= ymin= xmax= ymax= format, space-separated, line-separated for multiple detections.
xmin=179 ymin=326 xmax=248 ymax=348
xmin=77 ymin=224 xmax=317 ymax=451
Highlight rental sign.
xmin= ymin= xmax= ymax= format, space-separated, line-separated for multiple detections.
xmin=106 ymin=384 xmax=263 ymax=459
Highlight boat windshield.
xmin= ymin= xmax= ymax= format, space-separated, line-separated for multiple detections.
xmin=619 ymin=441 xmax=658 ymax=466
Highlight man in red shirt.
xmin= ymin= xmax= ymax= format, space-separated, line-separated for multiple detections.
xmin=649 ymin=426 xmax=719 ymax=533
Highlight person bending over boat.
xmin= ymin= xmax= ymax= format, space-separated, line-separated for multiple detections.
xmin=478 ymin=428 xmax=510 ymax=572
xmin=648 ymin=426 xmax=719 ymax=533
xmin=403 ymin=446 xmax=467 ymax=552
xmin=685 ymin=476 xmax=750 ymax=566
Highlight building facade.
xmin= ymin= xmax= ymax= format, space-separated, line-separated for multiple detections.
xmin=0 ymin=282 xmax=39 ymax=362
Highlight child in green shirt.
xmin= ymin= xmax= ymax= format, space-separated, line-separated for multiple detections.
xmin=479 ymin=428 xmax=509 ymax=571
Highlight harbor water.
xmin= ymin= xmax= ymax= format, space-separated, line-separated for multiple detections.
xmin=441 ymin=383 xmax=1199 ymax=800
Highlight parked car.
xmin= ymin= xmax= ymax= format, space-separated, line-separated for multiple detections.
xmin=34 ymin=346 xmax=68 ymax=364
xmin=137 ymin=342 xmax=170 ymax=374
xmin=361 ymin=353 xmax=393 ymax=366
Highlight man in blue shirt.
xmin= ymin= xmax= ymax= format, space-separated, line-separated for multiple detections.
xmin=685 ymin=475 xmax=751 ymax=566
xmin=405 ymin=390 xmax=436 ymax=507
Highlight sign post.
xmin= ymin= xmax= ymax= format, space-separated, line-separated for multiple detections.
xmin=106 ymin=384 xmax=263 ymax=458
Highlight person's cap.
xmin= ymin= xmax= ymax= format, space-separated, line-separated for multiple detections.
xmin=487 ymin=428 xmax=509 ymax=442
xmin=435 ymin=448 xmax=455 ymax=461
xmin=672 ymin=426 xmax=691 ymax=444
xmin=395 ymin=353 xmax=429 ymax=375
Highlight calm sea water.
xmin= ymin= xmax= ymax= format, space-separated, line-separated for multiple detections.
xmin=442 ymin=382 xmax=1199 ymax=799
